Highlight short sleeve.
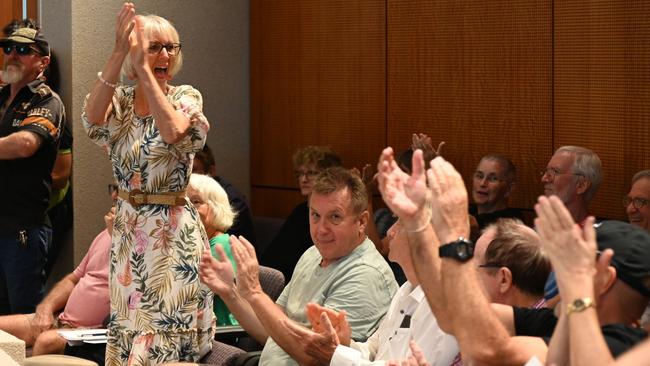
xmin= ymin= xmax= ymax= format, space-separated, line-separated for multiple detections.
xmin=81 ymin=92 xmax=113 ymax=150
xmin=18 ymin=92 xmax=65 ymax=147
xmin=58 ymin=119 xmax=73 ymax=152
xmin=168 ymin=85 xmax=209 ymax=156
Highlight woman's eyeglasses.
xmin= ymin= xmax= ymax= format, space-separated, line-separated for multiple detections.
xmin=293 ymin=170 xmax=320 ymax=179
xmin=2 ymin=43 xmax=39 ymax=56
xmin=147 ymin=42 xmax=181 ymax=55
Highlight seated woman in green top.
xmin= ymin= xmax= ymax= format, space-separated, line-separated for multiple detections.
xmin=188 ymin=173 xmax=239 ymax=326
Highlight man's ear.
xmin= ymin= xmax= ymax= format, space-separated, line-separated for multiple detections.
xmin=498 ymin=267 xmax=513 ymax=294
xmin=358 ymin=210 xmax=369 ymax=234
xmin=39 ymin=55 xmax=51 ymax=74
xmin=594 ymin=249 xmax=616 ymax=296
xmin=595 ymin=266 xmax=617 ymax=296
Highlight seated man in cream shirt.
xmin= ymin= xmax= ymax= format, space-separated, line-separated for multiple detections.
xmin=200 ymin=167 xmax=398 ymax=365
xmin=281 ymin=215 xmax=459 ymax=365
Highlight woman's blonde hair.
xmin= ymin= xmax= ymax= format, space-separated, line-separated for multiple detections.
xmin=188 ymin=173 xmax=236 ymax=233
xmin=121 ymin=14 xmax=183 ymax=80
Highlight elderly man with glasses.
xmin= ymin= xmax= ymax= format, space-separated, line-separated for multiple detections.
xmin=540 ymin=145 xmax=602 ymax=226
xmin=0 ymin=20 xmax=65 ymax=315
xmin=624 ymin=170 xmax=650 ymax=234
xmin=625 ymin=170 xmax=650 ymax=331
xmin=540 ymin=145 xmax=602 ymax=306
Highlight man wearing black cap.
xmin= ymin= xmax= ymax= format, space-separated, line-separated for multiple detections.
xmin=535 ymin=196 xmax=650 ymax=365
xmin=0 ymin=20 xmax=65 ymax=315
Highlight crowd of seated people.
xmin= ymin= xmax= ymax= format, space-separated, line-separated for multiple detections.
xmin=375 ymin=148 xmax=649 ymax=366
xmin=5 ymin=17 xmax=650 ymax=366
xmin=3 ymin=60 xmax=647 ymax=364
xmin=7 ymin=132 xmax=648 ymax=366
xmin=189 ymin=138 xmax=647 ymax=365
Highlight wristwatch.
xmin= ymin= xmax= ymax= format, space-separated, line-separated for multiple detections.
xmin=566 ymin=297 xmax=595 ymax=315
xmin=438 ymin=237 xmax=474 ymax=262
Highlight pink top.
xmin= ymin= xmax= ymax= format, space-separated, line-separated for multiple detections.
xmin=58 ymin=229 xmax=111 ymax=328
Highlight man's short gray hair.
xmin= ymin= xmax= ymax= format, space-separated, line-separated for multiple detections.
xmin=632 ymin=169 xmax=650 ymax=184
xmin=556 ymin=146 xmax=602 ymax=202
xmin=480 ymin=154 xmax=516 ymax=183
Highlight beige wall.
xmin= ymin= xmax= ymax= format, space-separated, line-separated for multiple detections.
xmin=40 ymin=0 xmax=249 ymax=270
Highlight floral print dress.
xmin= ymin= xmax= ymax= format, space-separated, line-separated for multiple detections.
xmin=82 ymin=85 xmax=214 ymax=366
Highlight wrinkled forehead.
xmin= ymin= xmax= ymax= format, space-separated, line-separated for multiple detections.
xmin=309 ymin=188 xmax=353 ymax=213
xmin=630 ymin=177 xmax=650 ymax=198
xmin=547 ymin=151 xmax=575 ymax=169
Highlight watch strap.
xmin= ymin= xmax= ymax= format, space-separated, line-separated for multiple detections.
xmin=566 ymin=297 xmax=595 ymax=315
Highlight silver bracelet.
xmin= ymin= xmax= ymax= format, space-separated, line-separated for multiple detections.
xmin=97 ymin=71 xmax=118 ymax=89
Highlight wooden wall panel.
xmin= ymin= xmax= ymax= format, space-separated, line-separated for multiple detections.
xmin=251 ymin=187 xmax=305 ymax=218
xmin=26 ymin=0 xmax=38 ymax=20
xmin=250 ymin=0 xmax=386 ymax=216
xmin=251 ymin=0 xmax=650 ymax=222
xmin=387 ymin=0 xmax=553 ymax=211
xmin=0 ymin=0 xmax=23 ymax=69
xmin=554 ymin=1 xmax=650 ymax=220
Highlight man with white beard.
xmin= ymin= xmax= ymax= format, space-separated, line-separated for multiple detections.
xmin=0 ymin=21 xmax=65 ymax=315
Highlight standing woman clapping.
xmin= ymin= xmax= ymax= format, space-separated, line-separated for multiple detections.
xmin=82 ymin=3 xmax=214 ymax=365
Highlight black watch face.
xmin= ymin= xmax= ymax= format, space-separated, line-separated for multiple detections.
xmin=457 ymin=243 xmax=471 ymax=260
xmin=440 ymin=239 xmax=475 ymax=261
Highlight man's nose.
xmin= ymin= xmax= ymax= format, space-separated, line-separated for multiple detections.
xmin=316 ymin=219 xmax=330 ymax=233
xmin=626 ymin=202 xmax=637 ymax=213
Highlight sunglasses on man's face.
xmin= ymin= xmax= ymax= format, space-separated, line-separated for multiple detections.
xmin=2 ymin=43 xmax=39 ymax=56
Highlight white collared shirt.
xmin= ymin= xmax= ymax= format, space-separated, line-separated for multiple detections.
xmin=330 ymin=282 xmax=459 ymax=366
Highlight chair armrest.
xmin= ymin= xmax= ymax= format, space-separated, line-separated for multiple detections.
xmin=234 ymin=351 xmax=262 ymax=366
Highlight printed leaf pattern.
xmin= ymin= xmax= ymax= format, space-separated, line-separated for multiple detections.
xmin=83 ymin=84 xmax=214 ymax=365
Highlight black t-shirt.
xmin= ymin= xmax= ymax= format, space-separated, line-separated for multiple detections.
xmin=0 ymin=80 xmax=65 ymax=232
xmin=513 ymin=307 xmax=648 ymax=357
xmin=259 ymin=201 xmax=311 ymax=282
xmin=513 ymin=307 xmax=558 ymax=338
xmin=58 ymin=118 xmax=72 ymax=151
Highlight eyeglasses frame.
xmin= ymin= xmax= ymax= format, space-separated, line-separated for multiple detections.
xmin=147 ymin=42 xmax=182 ymax=55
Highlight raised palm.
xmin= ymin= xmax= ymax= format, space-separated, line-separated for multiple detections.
xmin=377 ymin=147 xmax=428 ymax=220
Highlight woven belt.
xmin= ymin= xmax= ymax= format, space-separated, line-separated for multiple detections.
xmin=117 ymin=189 xmax=187 ymax=207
